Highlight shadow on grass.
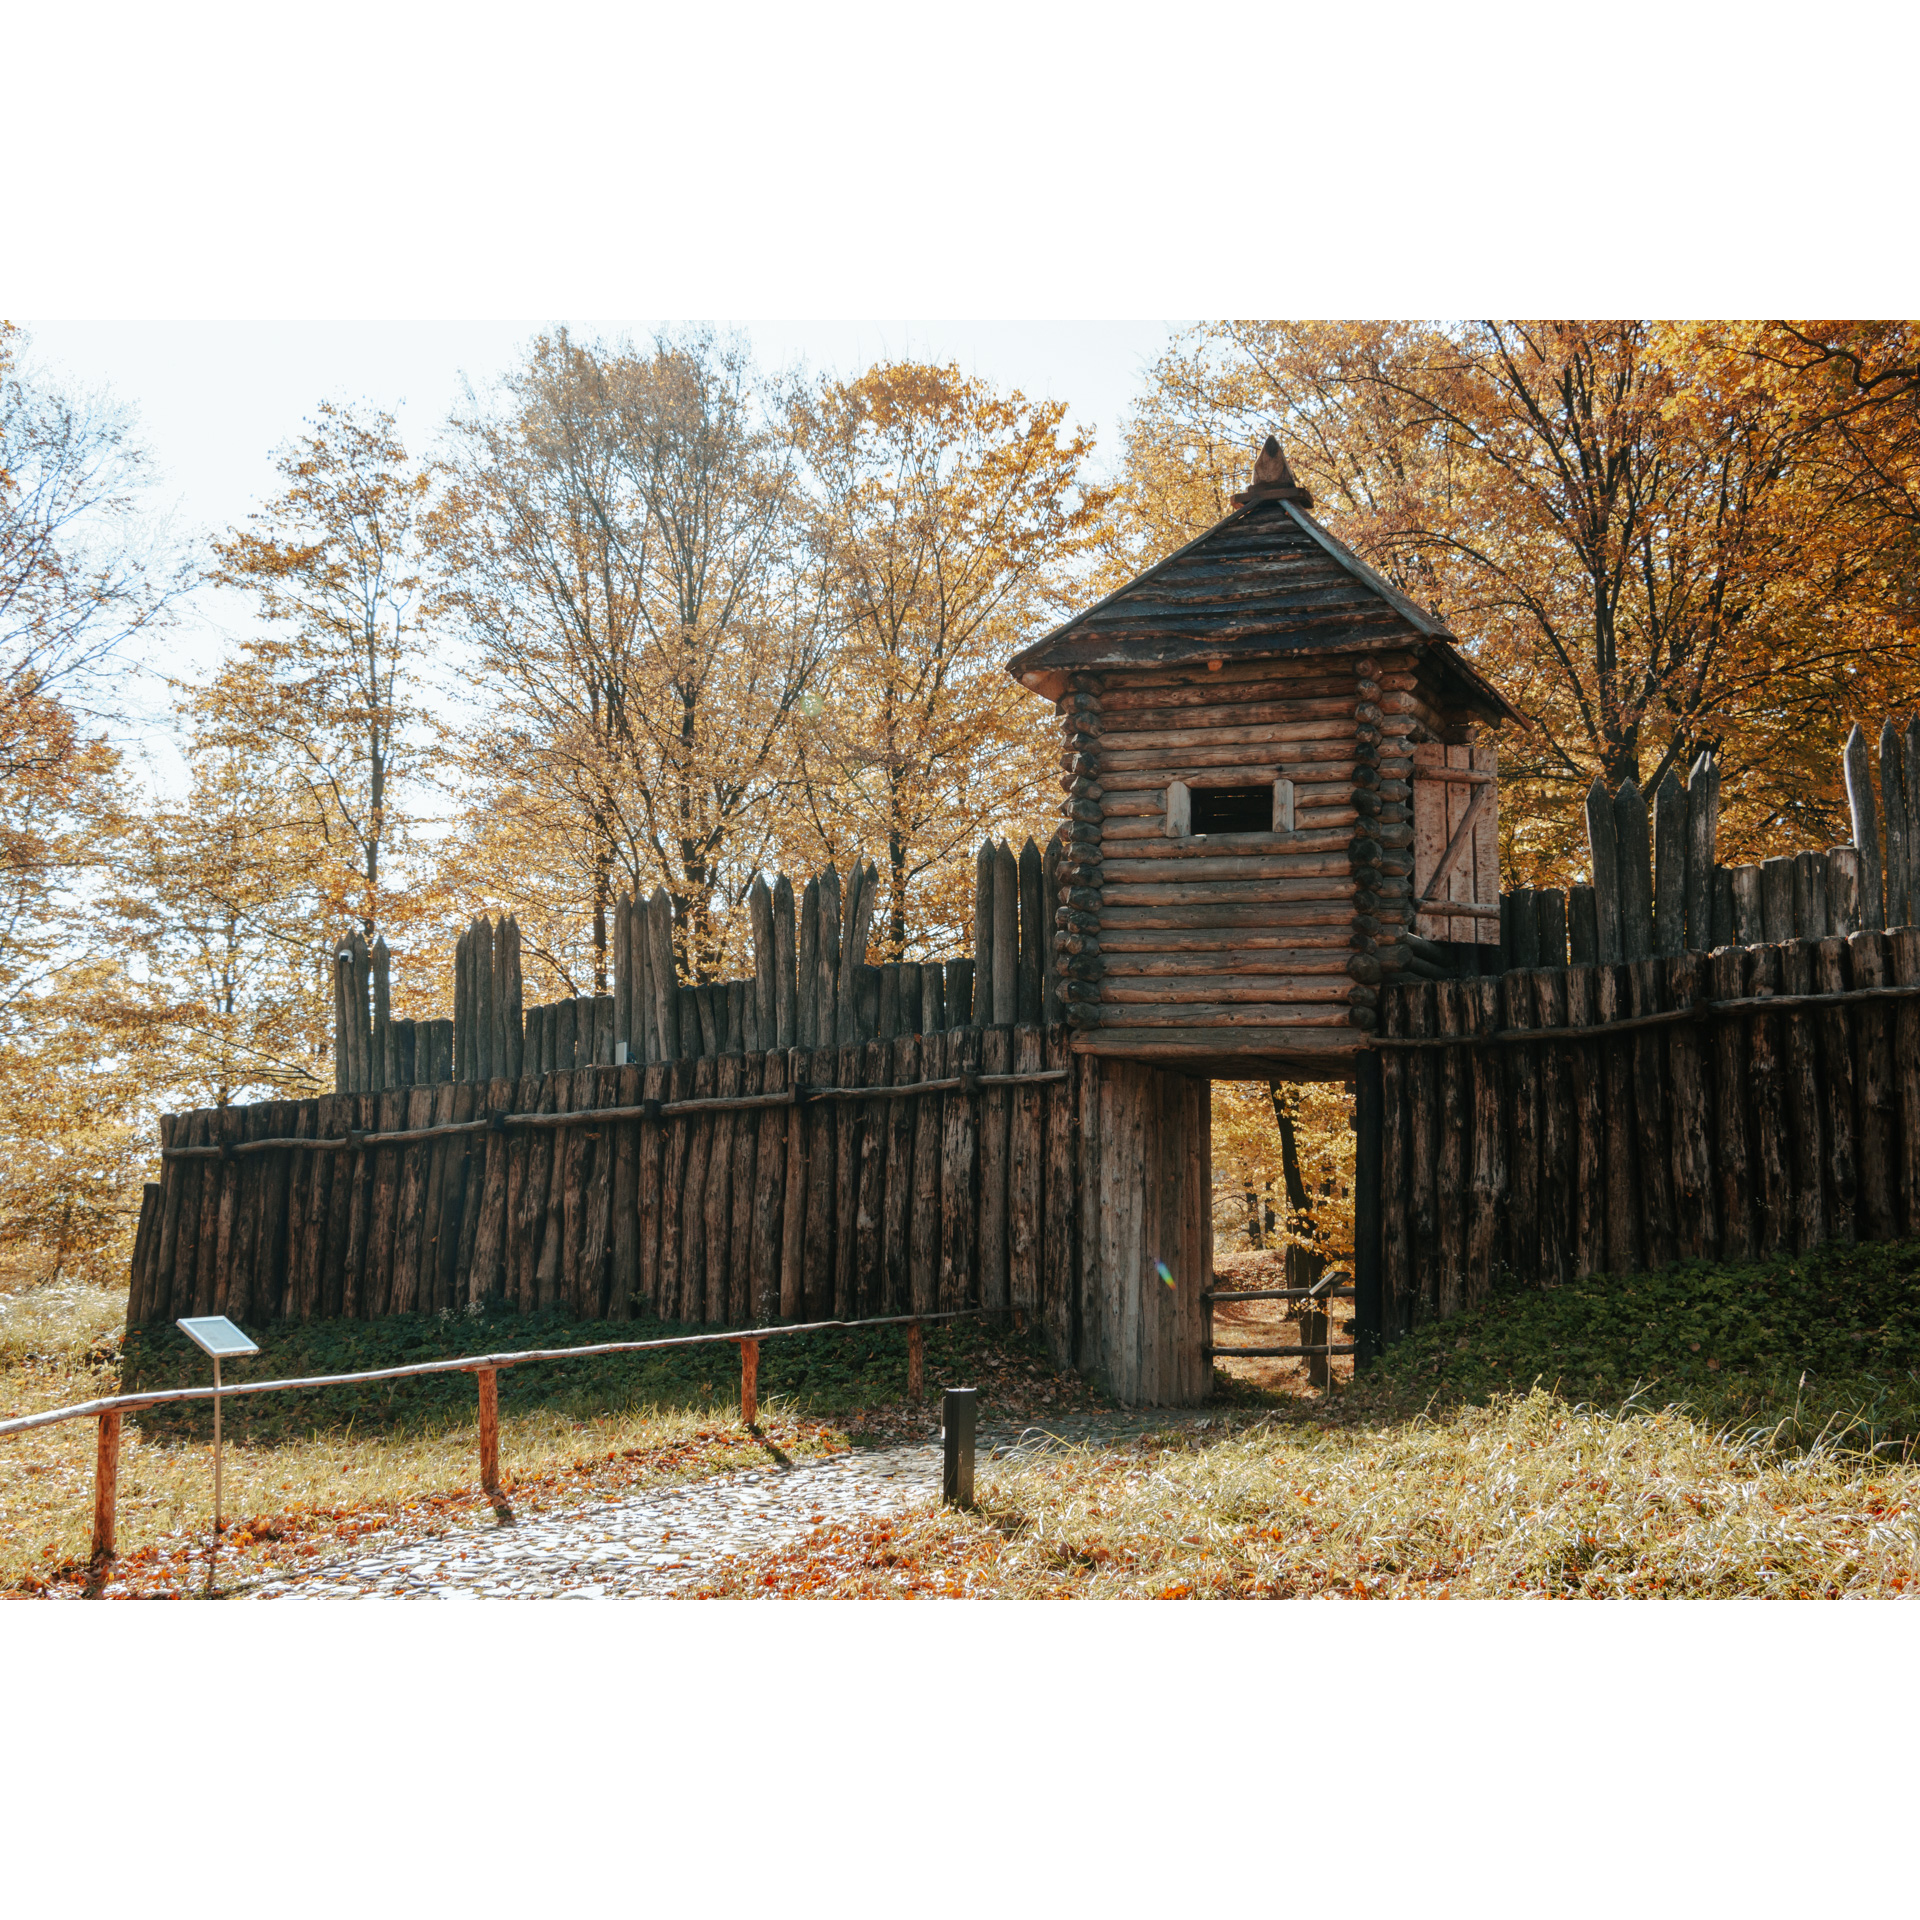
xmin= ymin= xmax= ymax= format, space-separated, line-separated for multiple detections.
xmin=119 ymin=1309 xmax=1073 ymax=1450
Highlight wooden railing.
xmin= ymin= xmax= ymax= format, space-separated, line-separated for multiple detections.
xmin=1203 ymin=1270 xmax=1358 ymax=1386
xmin=1 ymin=1309 xmax=978 ymax=1573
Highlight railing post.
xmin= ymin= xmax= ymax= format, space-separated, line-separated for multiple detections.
xmin=907 ymin=1321 xmax=924 ymax=1403
xmin=91 ymin=1409 xmax=121 ymax=1566
xmin=738 ymin=1338 xmax=760 ymax=1428
xmin=941 ymin=1386 xmax=976 ymax=1507
xmin=477 ymin=1367 xmax=500 ymax=1493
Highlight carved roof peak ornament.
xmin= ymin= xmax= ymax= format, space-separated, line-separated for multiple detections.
xmin=1231 ymin=434 xmax=1314 ymax=508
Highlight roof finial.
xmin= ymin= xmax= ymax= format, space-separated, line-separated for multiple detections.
xmin=1232 ymin=434 xmax=1313 ymax=510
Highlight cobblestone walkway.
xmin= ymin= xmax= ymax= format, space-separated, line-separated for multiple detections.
xmin=240 ymin=1412 xmax=1217 ymax=1600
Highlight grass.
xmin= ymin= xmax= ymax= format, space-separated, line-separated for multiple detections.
xmin=9 ymin=1236 xmax=1920 ymax=1599
xmin=695 ymin=1239 xmax=1920 ymax=1599
xmin=696 ymin=1386 xmax=1919 ymax=1598
xmin=0 ymin=1293 xmax=1101 ymax=1597
xmin=1346 ymin=1236 xmax=1920 ymax=1452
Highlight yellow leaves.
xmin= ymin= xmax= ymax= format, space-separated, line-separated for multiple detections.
xmin=1210 ymin=1079 xmax=1354 ymax=1260
xmin=790 ymin=360 xmax=1106 ymax=952
xmin=1120 ymin=320 xmax=1920 ymax=885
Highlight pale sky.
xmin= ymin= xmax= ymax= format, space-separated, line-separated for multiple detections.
xmin=17 ymin=318 xmax=1180 ymax=796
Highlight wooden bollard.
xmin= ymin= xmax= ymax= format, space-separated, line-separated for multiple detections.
xmin=477 ymin=1368 xmax=500 ymax=1493
xmin=907 ymin=1321 xmax=924 ymax=1403
xmin=942 ymin=1387 xmax=977 ymax=1508
xmin=739 ymin=1338 xmax=760 ymax=1428
xmin=92 ymin=1409 xmax=122 ymax=1564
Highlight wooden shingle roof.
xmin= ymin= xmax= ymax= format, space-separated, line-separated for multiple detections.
xmin=1008 ymin=491 xmax=1520 ymax=726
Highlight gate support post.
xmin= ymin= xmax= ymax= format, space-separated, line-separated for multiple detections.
xmin=1353 ymin=1047 xmax=1384 ymax=1368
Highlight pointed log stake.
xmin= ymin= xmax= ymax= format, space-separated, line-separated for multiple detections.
xmin=1585 ymin=777 xmax=1622 ymax=964
xmin=1613 ymin=779 xmax=1653 ymax=961
xmin=972 ymin=841 xmax=996 ymax=1026
xmin=614 ymin=890 xmax=632 ymax=1053
xmin=749 ymin=875 xmax=776 ymax=1046
xmin=1018 ymin=837 xmax=1044 ymax=1025
xmin=832 ymin=860 xmax=862 ymax=1047
xmin=1652 ymin=768 xmax=1687 ymax=957
xmin=992 ymin=839 xmax=1019 ymax=1025
xmin=797 ymin=878 xmax=820 ymax=1049
xmin=91 ymin=1409 xmax=121 ymax=1566
xmin=350 ymin=931 xmax=372 ymax=1094
xmin=1684 ymin=751 xmax=1717 ymax=949
xmin=648 ymin=888 xmax=680 ymax=1062
xmin=333 ymin=946 xmax=350 ymax=1095
xmin=738 ymin=1337 xmax=759 ymax=1428
xmin=816 ymin=864 xmax=841 ymax=1048
xmin=372 ymin=936 xmax=391 ymax=1094
xmin=504 ymin=916 xmax=524 ymax=1078
xmin=477 ymin=1366 xmax=499 ymax=1492
xmin=1883 ymin=719 xmax=1910 ymax=930
xmin=452 ymin=928 xmax=469 ymax=1083
xmin=1845 ymin=721 xmax=1884 ymax=931
xmin=1041 ymin=831 xmax=1063 ymax=1024
xmin=772 ymin=874 xmax=797 ymax=1050
xmin=840 ymin=860 xmax=878 ymax=1046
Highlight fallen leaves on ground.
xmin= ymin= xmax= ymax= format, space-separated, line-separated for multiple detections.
xmin=17 ymin=1418 xmax=850 ymax=1599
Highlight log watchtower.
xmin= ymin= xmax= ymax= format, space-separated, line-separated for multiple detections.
xmin=1010 ymin=438 xmax=1519 ymax=1081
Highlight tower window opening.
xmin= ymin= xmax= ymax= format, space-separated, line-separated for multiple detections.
xmin=1190 ymin=784 xmax=1274 ymax=835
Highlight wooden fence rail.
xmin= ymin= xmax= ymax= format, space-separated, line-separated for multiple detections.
xmin=3 ymin=1309 xmax=981 ymax=1567
xmin=1376 ymin=927 xmax=1920 ymax=1339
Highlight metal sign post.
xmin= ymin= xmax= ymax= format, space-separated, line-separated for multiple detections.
xmin=176 ymin=1316 xmax=259 ymax=1596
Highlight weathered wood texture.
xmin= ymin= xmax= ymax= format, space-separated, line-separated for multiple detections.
xmin=1376 ymin=939 xmax=1920 ymax=1329
xmin=1055 ymin=655 xmax=1420 ymax=1069
xmin=1073 ymin=1054 xmax=1211 ymax=1405
xmin=135 ymin=1028 xmax=1159 ymax=1367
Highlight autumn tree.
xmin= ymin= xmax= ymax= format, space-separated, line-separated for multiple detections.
xmin=1118 ymin=321 xmax=1920 ymax=878
xmin=118 ymin=718 xmax=338 ymax=1108
xmin=205 ymin=399 xmax=440 ymax=937
xmin=791 ymin=361 xmax=1109 ymax=958
xmin=0 ymin=324 xmax=184 ymax=1280
xmin=432 ymin=329 xmax=826 ymax=990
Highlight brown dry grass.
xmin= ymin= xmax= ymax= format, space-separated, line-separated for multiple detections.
xmin=697 ymin=1389 xmax=1920 ymax=1598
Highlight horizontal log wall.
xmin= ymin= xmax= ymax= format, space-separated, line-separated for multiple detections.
xmin=1058 ymin=655 xmax=1382 ymax=1066
xmin=1377 ymin=931 xmax=1920 ymax=1336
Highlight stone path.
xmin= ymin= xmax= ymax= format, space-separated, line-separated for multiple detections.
xmin=239 ymin=1412 xmax=1218 ymax=1600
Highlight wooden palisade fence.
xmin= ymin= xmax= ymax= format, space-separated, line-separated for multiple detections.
xmin=134 ymin=421 xmax=1920 ymax=1402
xmin=1372 ymin=713 xmax=1920 ymax=1341
xmin=125 ymin=836 xmax=1198 ymax=1383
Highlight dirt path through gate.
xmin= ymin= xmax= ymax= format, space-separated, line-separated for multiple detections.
xmin=1209 ymin=1250 xmax=1356 ymax=1394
